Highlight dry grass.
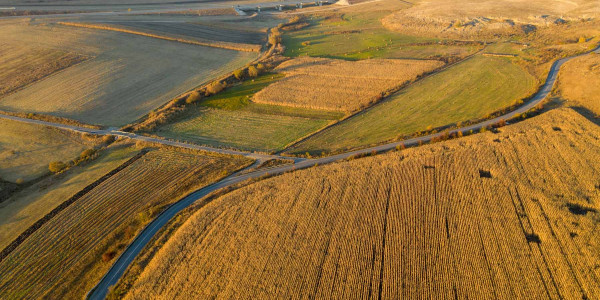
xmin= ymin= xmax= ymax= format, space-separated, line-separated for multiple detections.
xmin=0 ymin=21 xmax=257 ymax=126
xmin=0 ymin=144 xmax=137 ymax=250
xmin=124 ymin=108 xmax=600 ymax=299
xmin=0 ymin=148 xmax=251 ymax=299
xmin=253 ymin=57 xmax=443 ymax=111
xmin=0 ymin=42 xmax=87 ymax=97
xmin=0 ymin=118 xmax=100 ymax=183
xmin=557 ymin=53 xmax=600 ymax=115
xmin=58 ymin=22 xmax=261 ymax=52
xmin=382 ymin=0 xmax=600 ymax=39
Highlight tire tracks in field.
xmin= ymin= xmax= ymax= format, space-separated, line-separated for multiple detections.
xmin=0 ymin=149 xmax=148 ymax=264
xmin=0 ymin=44 xmax=595 ymax=300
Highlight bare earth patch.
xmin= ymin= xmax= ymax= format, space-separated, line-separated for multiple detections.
xmin=253 ymin=57 xmax=444 ymax=112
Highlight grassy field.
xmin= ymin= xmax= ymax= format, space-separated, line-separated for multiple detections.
xmin=153 ymin=74 xmax=342 ymax=152
xmin=0 ymin=143 xmax=138 ymax=250
xmin=557 ymin=53 xmax=600 ymax=115
xmin=0 ymin=21 xmax=257 ymax=127
xmin=253 ymin=57 xmax=444 ymax=112
xmin=288 ymin=54 xmax=537 ymax=154
xmin=0 ymin=118 xmax=100 ymax=183
xmin=282 ymin=5 xmax=483 ymax=62
xmin=120 ymin=108 xmax=600 ymax=299
xmin=0 ymin=147 xmax=251 ymax=299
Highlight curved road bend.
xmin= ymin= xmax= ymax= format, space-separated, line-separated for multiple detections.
xmin=86 ymin=46 xmax=599 ymax=299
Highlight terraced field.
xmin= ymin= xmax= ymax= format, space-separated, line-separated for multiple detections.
xmin=0 ymin=118 xmax=100 ymax=183
xmin=0 ymin=148 xmax=251 ymax=299
xmin=121 ymin=108 xmax=600 ymax=299
xmin=0 ymin=21 xmax=258 ymax=126
xmin=154 ymin=74 xmax=342 ymax=152
xmin=288 ymin=55 xmax=537 ymax=154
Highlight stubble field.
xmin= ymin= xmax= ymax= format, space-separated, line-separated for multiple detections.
xmin=557 ymin=52 xmax=600 ymax=115
xmin=253 ymin=57 xmax=444 ymax=112
xmin=0 ymin=21 xmax=258 ymax=127
xmin=122 ymin=108 xmax=600 ymax=299
xmin=0 ymin=147 xmax=251 ymax=299
xmin=288 ymin=54 xmax=537 ymax=154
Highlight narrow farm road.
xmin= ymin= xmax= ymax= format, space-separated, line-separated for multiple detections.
xmin=85 ymin=46 xmax=599 ymax=300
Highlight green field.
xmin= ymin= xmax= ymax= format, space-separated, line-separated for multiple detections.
xmin=0 ymin=144 xmax=138 ymax=250
xmin=153 ymin=74 xmax=341 ymax=152
xmin=288 ymin=55 xmax=537 ymax=153
xmin=0 ymin=118 xmax=100 ymax=183
xmin=282 ymin=10 xmax=482 ymax=61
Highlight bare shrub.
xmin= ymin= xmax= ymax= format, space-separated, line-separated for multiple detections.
xmin=185 ymin=91 xmax=202 ymax=104
xmin=205 ymin=81 xmax=226 ymax=96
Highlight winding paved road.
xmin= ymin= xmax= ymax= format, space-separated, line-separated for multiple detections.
xmin=84 ymin=46 xmax=598 ymax=299
xmin=0 ymin=45 xmax=595 ymax=299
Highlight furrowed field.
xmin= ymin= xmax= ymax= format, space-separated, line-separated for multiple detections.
xmin=0 ymin=20 xmax=258 ymax=127
xmin=0 ymin=143 xmax=138 ymax=250
xmin=120 ymin=108 xmax=600 ymax=299
xmin=253 ymin=57 xmax=443 ymax=112
xmin=0 ymin=147 xmax=251 ymax=299
xmin=557 ymin=52 xmax=600 ymax=115
xmin=0 ymin=118 xmax=100 ymax=183
xmin=288 ymin=54 xmax=537 ymax=154
xmin=153 ymin=74 xmax=342 ymax=152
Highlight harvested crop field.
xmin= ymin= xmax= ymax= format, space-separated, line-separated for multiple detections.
xmin=557 ymin=53 xmax=600 ymax=115
xmin=154 ymin=73 xmax=341 ymax=152
xmin=0 ymin=118 xmax=100 ymax=183
xmin=0 ymin=42 xmax=87 ymax=97
xmin=0 ymin=22 xmax=257 ymax=126
xmin=0 ymin=144 xmax=138 ymax=250
xmin=253 ymin=57 xmax=444 ymax=112
xmin=0 ymin=148 xmax=251 ymax=299
xmin=289 ymin=55 xmax=537 ymax=153
xmin=122 ymin=108 xmax=600 ymax=299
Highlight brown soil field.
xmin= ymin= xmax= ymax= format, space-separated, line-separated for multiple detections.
xmin=0 ymin=148 xmax=251 ymax=299
xmin=253 ymin=57 xmax=444 ymax=112
xmin=124 ymin=108 xmax=600 ymax=299
xmin=557 ymin=53 xmax=600 ymax=115
xmin=0 ymin=42 xmax=87 ymax=97
xmin=0 ymin=21 xmax=257 ymax=126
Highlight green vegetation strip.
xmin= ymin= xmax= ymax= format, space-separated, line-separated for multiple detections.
xmin=154 ymin=74 xmax=341 ymax=152
xmin=289 ymin=55 xmax=537 ymax=154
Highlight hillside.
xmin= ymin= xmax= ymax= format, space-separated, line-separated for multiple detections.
xmin=557 ymin=53 xmax=600 ymax=115
xmin=123 ymin=108 xmax=600 ymax=299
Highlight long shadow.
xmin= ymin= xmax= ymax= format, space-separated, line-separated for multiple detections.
xmin=570 ymin=105 xmax=600 ymax=127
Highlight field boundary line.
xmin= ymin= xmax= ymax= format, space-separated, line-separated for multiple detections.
xmin=0 ymin=149 xmax=148 ymax=263
xmin=57 ymin=22 xmax=261 ymax=52
xmin=277 ymin=47 xmax=486 ymax=154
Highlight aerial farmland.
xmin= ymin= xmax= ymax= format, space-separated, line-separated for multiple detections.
xmin=0 ymin=0 xmax=599 ymax=299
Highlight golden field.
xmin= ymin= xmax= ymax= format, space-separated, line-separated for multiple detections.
xmin=557 ymin=52 xmax=600 ymax=115
xmin=0 ymin=118 xmax=100 ymax=182
xmin=253 ymin=57 xmax=444 ymax=112
xmin=123 ymin=108 xmax=599 ymax=299
xmin=0 ymin=147 xmax=251 ymax=299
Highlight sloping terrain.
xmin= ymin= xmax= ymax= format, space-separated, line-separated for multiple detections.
xmin=557 ymin=53 xmax=600 ymax=115
xmin=0 ymin=148 xmax=251 ymax=299
xmin=124 ymin=108 xmax=600 ymax=299
xmin=0 ymin=21 xmax=257 ymax=126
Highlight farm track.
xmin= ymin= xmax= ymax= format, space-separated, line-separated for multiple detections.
xmin=0 ymin=43 xmax=595 ymax=299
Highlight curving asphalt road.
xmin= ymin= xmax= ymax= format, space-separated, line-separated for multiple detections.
xmin=83 ymin=46 xmax=600 ymax=299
